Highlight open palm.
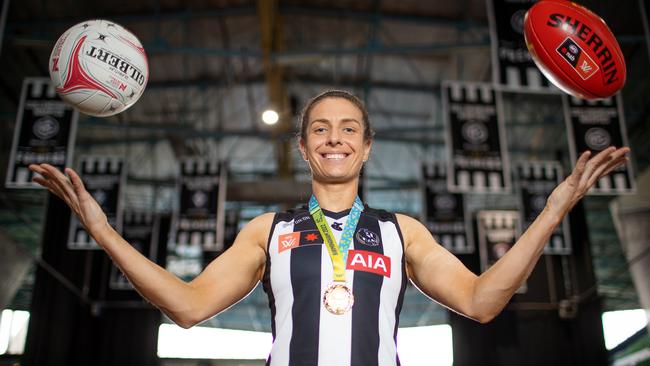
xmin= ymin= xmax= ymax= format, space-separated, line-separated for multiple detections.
xmin=546 ymin=146 xmax=630 ymax=217
xmin=29 ymin=163 xmax=109 ymax=234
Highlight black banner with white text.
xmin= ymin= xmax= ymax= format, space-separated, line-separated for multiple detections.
xmin=516 ymin=161 xmax=571 ymax=254
xmin=167 ymin=159 xmax=226 ymax=280
xmin=564 ymin=94 xmax=635 ymax=195
xmin=443 ymin=81 xmax=511 ymax=193
xmin=422 ymin=162 xmax=473 ymax=254
xmin=487 ymin=0 xmax=555 ymax=91
xmin=67 ymin=156 xmax=125 ymax=250
xmin=6 ymin=78 xmax=78 ymax=188
xmin=109 ymin=211 xmax=159 ymax=290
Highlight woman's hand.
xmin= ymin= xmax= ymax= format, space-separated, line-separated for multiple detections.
xmin=29 ymin=163 xmax=109 ymax=235
xmin=546 ymin=146 xmax=630 ymax=219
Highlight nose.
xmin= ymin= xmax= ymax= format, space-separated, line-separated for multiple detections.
xmin=326 ymin=128 xmax=342 ymax=146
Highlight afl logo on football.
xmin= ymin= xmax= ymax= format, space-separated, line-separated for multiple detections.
xmin=356 ymin=228 xmax=380 ymax=247
xmin=32 ymin=116 xmax=60 ymax=140
xmin=585 ymin=127 xmax=611 ymax=150
xmin=461 ymin=121 xmax=489 ymax=144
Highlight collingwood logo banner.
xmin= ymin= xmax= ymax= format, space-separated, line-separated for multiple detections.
xmin=516 ymin=161 xmax=571 ymax=255
xmin=110 ymin=211 xmax=159 ymax=290
xmin=443 ymin=81 xmax=511 ymax=193
xmin=487 ymin=0 xmax=556 ymax=91
xmin=421 ymin=162 xmax=473 ymax=254
xmin=167 ymin=159 xmax=226 ymax=279
xmin=5 ymin=78 xmax=78 ymax=188
xmin=67 ymin=156 xmax=125 ymax=250
xmin=563 ymin=95 xmax=635 ymax=195
xmin=477 ymin=210 xmax=526 ymax=293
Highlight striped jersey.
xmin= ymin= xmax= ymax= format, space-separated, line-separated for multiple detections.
xmin=262 ymin=205 xmax=408 ymax=366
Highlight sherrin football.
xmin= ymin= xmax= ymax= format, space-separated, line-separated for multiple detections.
xmin=524 ymin=0 xmax=626 ymax=99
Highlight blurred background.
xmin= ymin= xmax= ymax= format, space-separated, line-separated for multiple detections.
xmin=0 ymin=0 xmax=649 ymax=365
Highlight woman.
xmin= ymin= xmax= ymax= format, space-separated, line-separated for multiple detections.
xmin=29 ymin=90 xmax=629 ymax=365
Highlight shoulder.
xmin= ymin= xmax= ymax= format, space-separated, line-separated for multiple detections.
xmin=236 ymin=212 xmax=276 ymax=251
xmin=395 ymin=213 xmax=430 ymax=249
xmin=363 ymin=205 xmax=398 ymax=222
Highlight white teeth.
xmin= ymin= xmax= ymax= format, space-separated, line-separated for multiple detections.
xmin=323 ymin=153 xmax=346 ymax=159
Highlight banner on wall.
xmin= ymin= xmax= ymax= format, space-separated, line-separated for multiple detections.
xmin=6 ymin=78 xmax=78 ymax=188
xmin=443 ymin=81 xmax=511 ymax=193
xmin=167 ymin=159 xmax=226 ymax=279
xmin=487 ymin=0 xmax=556 ymax=92
xmin=109 ymin=211 xmax=159 ymax=290
xmin=477 ymin=210 xmax=526 ymax=293
xmin=516 ymin=161 xmax=571 ymax=254
xmin=563 ymin=94 xmax=635 ymax=195
xmin=67 ymin=156 xmax=125 ymax=250
xmin=422 ymin=162 xmax=473 ymax=254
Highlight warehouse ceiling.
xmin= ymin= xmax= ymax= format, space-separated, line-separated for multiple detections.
xmin=1 ymin=0 xmax=649 ymax=331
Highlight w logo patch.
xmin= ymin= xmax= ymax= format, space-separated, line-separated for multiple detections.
xmin=556 ymin=37 xmax=598 ymax=80
xmin=278 ymin=232 xmax=300 ymax=253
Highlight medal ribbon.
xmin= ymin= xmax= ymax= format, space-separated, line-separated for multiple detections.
xmin=309 ymin=195 xmax=364 ymax=283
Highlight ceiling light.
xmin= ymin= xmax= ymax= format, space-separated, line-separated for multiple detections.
xmin=262 ymin=110 xmax=279 ymax=125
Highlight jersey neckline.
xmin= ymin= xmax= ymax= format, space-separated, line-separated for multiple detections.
xmin=321 ymin=207 xmax=351 ymax=220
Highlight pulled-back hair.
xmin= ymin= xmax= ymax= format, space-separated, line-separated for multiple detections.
xmin=298 ymin=90 xmax=374 ymax=141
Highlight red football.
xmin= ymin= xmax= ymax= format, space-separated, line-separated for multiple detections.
xmin=524 ymin=0 xmax=626 ymax=99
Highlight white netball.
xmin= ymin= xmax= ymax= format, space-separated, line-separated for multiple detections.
xmin=49 ymin=19 xmax=148 ymax=117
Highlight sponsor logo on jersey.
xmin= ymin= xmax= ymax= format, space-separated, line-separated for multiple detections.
xmin=355 ymin=228 xmax=381 ymax=246
xmin=278 ymin=232 xmax=300 ymax=253
xmin=331 ymin=222 xmax=343 ymax=231
xmin=346 ymin=249 xmax=391 ymax=277
xmin=300 ymin=230 xmax=321 ymax=244
xmin=556 ymin=37 xmax=598 ymax=80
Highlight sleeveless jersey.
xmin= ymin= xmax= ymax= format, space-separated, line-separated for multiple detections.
xmin=262 ymin=205 xmax=408 ymax=366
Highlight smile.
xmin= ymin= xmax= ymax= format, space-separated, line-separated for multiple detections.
xmin=322 ymin=153 xmax=349 ymax=160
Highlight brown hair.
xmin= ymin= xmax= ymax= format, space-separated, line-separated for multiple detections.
xmin=298 ymin=90 xmax=374 ymax=142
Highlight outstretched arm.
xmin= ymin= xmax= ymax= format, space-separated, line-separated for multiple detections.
xmin=29 ymin=163 xmax=270 ymax=328
xmin=402 ymin=147 xmax=629 ymax=323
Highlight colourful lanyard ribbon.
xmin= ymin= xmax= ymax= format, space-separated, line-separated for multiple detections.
xmin=308 ymin=195 xmax=364 ymax=283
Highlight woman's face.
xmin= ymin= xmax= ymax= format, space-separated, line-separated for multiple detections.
xmin=300 ymin=97 xmax=372 ymax=184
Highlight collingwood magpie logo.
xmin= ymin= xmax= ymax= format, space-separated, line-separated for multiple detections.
xmin=356 ymin=228 xmax=380 ymax=247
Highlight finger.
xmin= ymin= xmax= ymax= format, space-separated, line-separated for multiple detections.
xmin=41 ymin=164 xmax=78 ymax=204
xmin=65 ymin=168 xmax=87 ymax=195
xmin=582 ymin=147 xmax=628 ymax=186
xmin=32 ymin=176 xmax=56 ymax=192
xmin=569 ymin=150 xmax=591 ymax=184
xmin=586 ymin=156 xmax=627 ymax=187
xmin=579 ymin=147 xmax=617 ymax=187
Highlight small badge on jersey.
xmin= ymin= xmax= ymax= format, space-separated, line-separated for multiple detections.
xmin=355 ymin=228 xmax=381 ymax=246
xmin=346 ymin=249 xmax=391 ymax=277
xmin=278 ymin=232 xmax=300 ymax=253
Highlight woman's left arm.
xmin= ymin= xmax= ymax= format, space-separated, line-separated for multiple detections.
xmin=403 ymin=146 xmax=629 ymax=323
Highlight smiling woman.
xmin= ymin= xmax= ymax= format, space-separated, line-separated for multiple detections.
xmin=27 ymin=89 xmax=630 ymax=366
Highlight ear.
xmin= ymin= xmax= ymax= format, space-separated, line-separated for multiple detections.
xmin=362 ymin=139 xmax=373 ymax=162
xmin=299 ymin=138 xmax=308 ymax=161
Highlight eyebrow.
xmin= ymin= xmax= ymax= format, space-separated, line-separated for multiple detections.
xmin=310 ymin=118 xmax=361 ymax=125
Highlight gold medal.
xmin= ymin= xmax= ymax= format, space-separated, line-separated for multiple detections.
xmin=323 ymin=282 xmax=354 ymax=315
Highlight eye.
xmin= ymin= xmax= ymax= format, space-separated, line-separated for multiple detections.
xmin=313 ymin=127 xmax=327 ymax=134
xmin=343 ymin=127 xmax=356 ymax=133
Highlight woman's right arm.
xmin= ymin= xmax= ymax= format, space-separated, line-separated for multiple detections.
xmin=29 ymin=163 xmax=270 ymax=328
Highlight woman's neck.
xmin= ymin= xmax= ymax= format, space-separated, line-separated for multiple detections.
xmin=311 ymin=178 xmax=360 ymax=212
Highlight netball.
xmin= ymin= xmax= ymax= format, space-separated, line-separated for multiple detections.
xmin=49 ymin=19 xmax=148 ymax=117
xmin=524 ymin=0 xmax=626 ymax=99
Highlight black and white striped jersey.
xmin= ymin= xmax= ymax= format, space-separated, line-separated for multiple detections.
xmin=262 ymin=205 xmax=408 ymax=366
